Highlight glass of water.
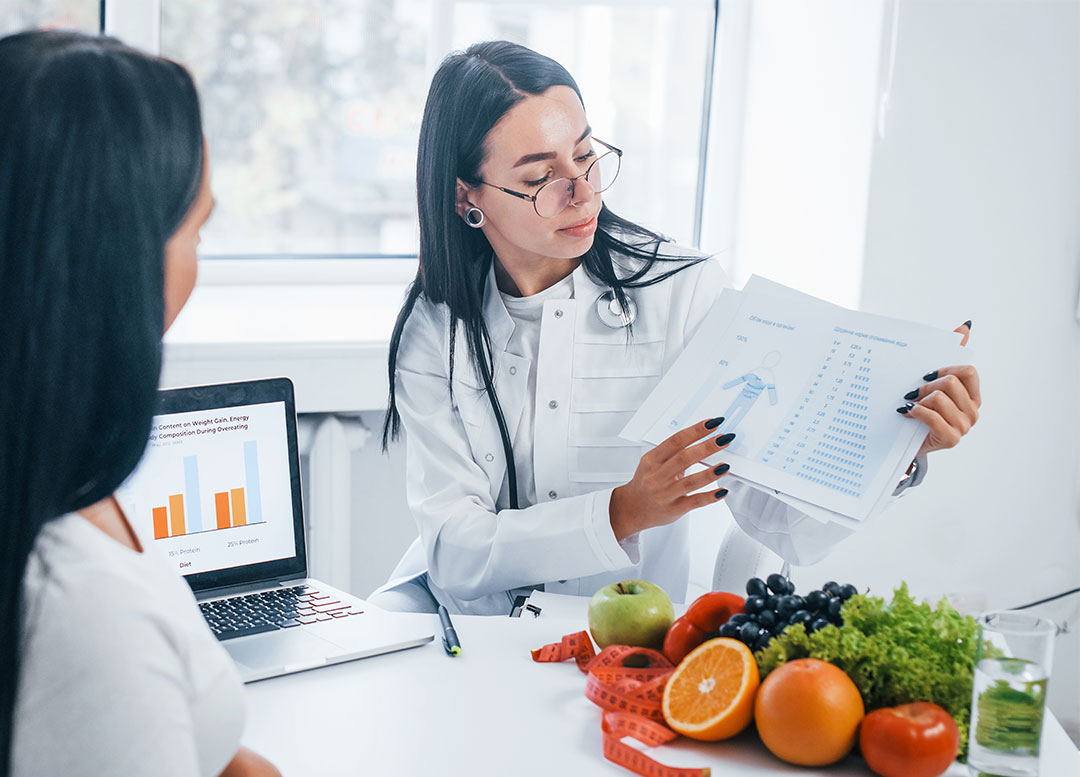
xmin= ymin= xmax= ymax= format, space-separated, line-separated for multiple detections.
xmin=968 ymin=610 xmax=1057 ymax=777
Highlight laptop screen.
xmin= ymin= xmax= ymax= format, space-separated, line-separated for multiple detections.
xmin=119 ymin=378 xmax=307 ymax=593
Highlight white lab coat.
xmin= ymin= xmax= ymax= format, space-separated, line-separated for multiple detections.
xmin=377 ymin=247 xmax=920 ymax=615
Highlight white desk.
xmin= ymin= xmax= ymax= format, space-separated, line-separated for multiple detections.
xmin=242 ymin=615 xmax=1080 ymax=777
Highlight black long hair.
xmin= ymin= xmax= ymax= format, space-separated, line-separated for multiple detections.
xmin=0 ymin=30 xmax=204 ymax=776
xmin=382 ymin=41 xmax=702 ymax=505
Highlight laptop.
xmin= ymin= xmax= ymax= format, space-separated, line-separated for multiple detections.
xmin=119 ymin=377 xmax=434 ymax=682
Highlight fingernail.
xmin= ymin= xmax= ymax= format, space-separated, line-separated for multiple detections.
xmin=896 ymin=403 xmax=913 ymax=415
xmin=713 ymin=463 xmax=730 ymax=476
xmin=963 ymin=320 xmax=972 ymax=329
xmin=704 ymin=416 xmax=724 ymax=430
xmin=922 ymin=370 xmax=938 ymax=381
xmin=903 ymin=389 xmax=919 ymax=401
xmin=715 ymin=488 xmax=729 ymax=499
xmin=715 ymin=432 xmax=736 ymax=447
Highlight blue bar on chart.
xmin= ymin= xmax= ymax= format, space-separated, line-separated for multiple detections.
xmin=243 ymin=441 xmax=262 ymax=524
xmin=183 ymin=455 xmax=203 ymax=533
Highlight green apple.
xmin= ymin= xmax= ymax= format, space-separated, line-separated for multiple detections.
xmin=587 ymin=579 xmax=674 ymax=650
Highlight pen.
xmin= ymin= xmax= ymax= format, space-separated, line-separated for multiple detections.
xmin=438 ymin=604 xmax=462 ymax=656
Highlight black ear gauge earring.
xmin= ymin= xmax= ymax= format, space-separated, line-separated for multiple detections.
xmin=464 ymin=207 xmax=485 ymax=228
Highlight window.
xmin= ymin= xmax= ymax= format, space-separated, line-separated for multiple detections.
xmin=158 ymin=0 xmax=716 ymax=257
xmin=0 ymin=0 xmax=99 ymax=34
xmin=160 ymin=0 xmax=431 ymax=257
xmin=448 ymin=3 xmax=715 ymax=250
xmin=3 ymin=0 xmax=716 ymax=258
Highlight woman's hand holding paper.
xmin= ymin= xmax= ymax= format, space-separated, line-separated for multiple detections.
xmin=899 ymin=322 xmax=981 ymax=457
xmin=609 ymin=419 xmax=734 ymax=542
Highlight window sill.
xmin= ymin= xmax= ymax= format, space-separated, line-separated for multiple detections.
xmin=162 ymin=259 xmax=416 ymax=413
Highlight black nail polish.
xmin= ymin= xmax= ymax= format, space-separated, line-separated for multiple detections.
xmin=704 ymin=416 xmax=724 ymax=430
xmin=903 ymin=389 xmax=919 ymax=401
xmin=896 ymin=403 xmax=913 ymax=415
xmin=715 ymin=432 xmax=736 ymax=447
xmin=713 ymin=463 xmax=730 ymax=476
xmin=715 ymin=488 xmax=729 ymax=499
xmin=923 ymin=370 xmax=938 ymax=381
xmin=963 ymin=320 xmax=972 ymax=329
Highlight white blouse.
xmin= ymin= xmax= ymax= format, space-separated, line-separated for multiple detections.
xmin=499 ymin=273 xmax=576 ymax=508
xmin=13 ymin=513 xmax=245 ymax=777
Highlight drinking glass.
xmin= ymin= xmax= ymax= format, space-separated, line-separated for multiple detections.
xmin=968 ymin=610 xmax=1057 ymax=777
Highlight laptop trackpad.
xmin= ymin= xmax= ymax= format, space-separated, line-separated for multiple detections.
xmin=225 ymin=628 xmax=345 ymax=673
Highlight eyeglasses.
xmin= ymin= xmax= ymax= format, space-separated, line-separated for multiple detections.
xmin=479 ymin=138 xmax=622 ymax=219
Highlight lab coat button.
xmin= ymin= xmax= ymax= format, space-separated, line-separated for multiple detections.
xmin=548 ymin=490 xmax=558 ymax=500
xmin=548 ymin=400 xmax=558 ymax=410
xmin=554 ymin=309 xmax=564 ymax=318
xmin=509 ymin=366 xmax=517 ymax=375
xmin=485 ymin=453 xmax=494 ymax=462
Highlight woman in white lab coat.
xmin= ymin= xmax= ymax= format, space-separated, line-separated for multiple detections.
xmin=373 ymin=41 xmax=981 ymax=615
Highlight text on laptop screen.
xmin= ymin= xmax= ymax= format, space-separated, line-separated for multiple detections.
xmin=119 ymin=401 xmax=297 ymax=577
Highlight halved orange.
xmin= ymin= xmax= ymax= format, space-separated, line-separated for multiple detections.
xmin=661 ymin=637 xmax=759 ymax=741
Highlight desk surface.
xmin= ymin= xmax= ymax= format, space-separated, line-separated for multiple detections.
xmin=242 ymin=615 xmax=1080 ymax=777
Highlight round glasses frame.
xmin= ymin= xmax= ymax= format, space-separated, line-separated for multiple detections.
xmin=478 ymin=138 xmax=623 ymax=219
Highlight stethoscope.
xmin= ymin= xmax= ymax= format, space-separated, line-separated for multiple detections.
xmin=594 ymin=289 xmax=638 ymax=328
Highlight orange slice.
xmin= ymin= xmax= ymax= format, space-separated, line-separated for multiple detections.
xmin=661 ymin=637 xmax=759 ymax=741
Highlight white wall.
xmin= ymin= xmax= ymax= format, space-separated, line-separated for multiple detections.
xmin=852 ymin=0 xmax=1080 ymax=733
xmin=702 ymin=0 xmax=886 ymax=308
xmin=704 ymin=0 xmax=1080 ymax=738
xmin=848 ymin=0 xmax=1080 ymax=617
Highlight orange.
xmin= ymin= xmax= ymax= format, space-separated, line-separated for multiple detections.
xmin=754 ymin=658 xmax=865 ymax=766
xmin=661 ymin=637 xmax=759 ymax=741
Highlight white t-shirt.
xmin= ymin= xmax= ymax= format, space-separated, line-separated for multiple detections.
xmin=13 ymin=513 xmax=245 ymax=777
xmin=500 ymin=272 xmax=576 ymax=508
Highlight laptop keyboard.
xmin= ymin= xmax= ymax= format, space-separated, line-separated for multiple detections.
xmin=199 ymin=584 xmax=363 ymax=641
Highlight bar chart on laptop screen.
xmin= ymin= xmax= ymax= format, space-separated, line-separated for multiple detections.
xmin=149 ymin=441 xmax=265 ymax=540
xmin=119 ymin=401 xmax=297 ymax=577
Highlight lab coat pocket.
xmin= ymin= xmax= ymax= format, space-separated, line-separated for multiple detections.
xmin=569 ymin=410 xmax=637 ymax=445
xmin=567 ymin=390 xmax=650 ymax=483
xmin=573 ymin=341 xmax=665 ymax=379
xmin=568 ymin=444 xmax=643 ymax=483
xmin=571 ymin=375 xmax=660 ymax=413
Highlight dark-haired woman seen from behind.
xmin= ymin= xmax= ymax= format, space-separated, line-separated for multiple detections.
xmin=0 ymin=31 xmax=278 ymax=777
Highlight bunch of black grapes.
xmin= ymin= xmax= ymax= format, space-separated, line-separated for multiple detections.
xmin=719 ymin=574 xmax=859 ymax=652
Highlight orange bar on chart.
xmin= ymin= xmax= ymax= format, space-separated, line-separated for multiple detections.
xmin=152 ymin=507 xmax=168 ymax=540
xmin=169 ymin=494 xmax=186 ymax=537
xmin=215 ymin=492 xmax=230 ymax=530
xmin=230 ymin=487 xmax=247 ymax=527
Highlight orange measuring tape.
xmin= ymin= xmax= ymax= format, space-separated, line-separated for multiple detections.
xmin=532 ymin=631 xmax=710 ymax=777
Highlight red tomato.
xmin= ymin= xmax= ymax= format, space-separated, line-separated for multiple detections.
xmin=662 ymin=592 xmax=745 ymax=665
xmin=662 ymin=617 xmax=706 ymax=665
xmin=859 ymin=702 xmax=960 ymax=777
xmin=685 ymin=591 xmax=745 ymax=632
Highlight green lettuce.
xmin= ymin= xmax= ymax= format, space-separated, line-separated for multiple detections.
xmin=755 ymin=583 xmax=996 ymax=758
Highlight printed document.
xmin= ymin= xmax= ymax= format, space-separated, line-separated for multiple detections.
xmin=621 ymin=276 xmax=968 ymax=522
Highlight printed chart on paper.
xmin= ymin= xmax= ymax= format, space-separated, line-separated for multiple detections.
xmin=622 ymin=276 xmax=967 ymax=521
